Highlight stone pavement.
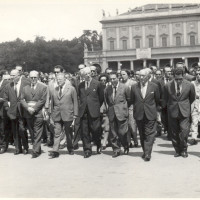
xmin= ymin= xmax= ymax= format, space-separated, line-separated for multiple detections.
xmin=0 ymin=135 xmax=200 ymax=198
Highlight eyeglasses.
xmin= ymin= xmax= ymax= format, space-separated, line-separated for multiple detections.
xmin=30 ymin=77 xmax=37 ymax=79
xmin=54 ymin=71 xmax=60 ymax=74
xmin=196 ymin=73 xmax=200 ymax=76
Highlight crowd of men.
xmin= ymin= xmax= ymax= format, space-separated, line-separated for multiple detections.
xmin=0 ymin=62 xmax=199 ymax=161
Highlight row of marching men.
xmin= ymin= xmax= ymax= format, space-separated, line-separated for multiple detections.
xmin=0 ymin=63 xmax=198 ymax=161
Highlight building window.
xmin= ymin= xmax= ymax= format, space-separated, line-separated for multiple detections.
xmin=149 ymin=38 xmax=153 ymax=48
xmin=175 ymin=23 xmax=180 ymax=27
xmin=190 ymin=35 xmax=195 ymax=46
xmin=110 ymin=41 xmax=114 ymax=50
xmin=162 ymin=37 xmax=167 ymax=47
xmin=122 ymin=40 xmax=127 ymax=50
xmin=148 ymin=26 xmax=153 ymax=30
xmin=135 ymin=26 xmax=140 ymax=30
xmin=162 ymin=24 xmax=166 ymax=29
xmin=135 ymin=39 xmax=140 ymax=48
xmin=176 ymin=36 xmax=181 ymax=46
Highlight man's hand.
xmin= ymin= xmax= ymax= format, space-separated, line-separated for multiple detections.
xmin=28 ymin=107 xmax=35 ymax=115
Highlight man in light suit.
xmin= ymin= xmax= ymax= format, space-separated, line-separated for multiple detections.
xmin=48 ymin=73 xmax=78 ymax=158
xmin=104 ymin=72 xmax=129 ymax=158
xmin=4 ymin=69 xmax=30 ymax=155
xmin=164 ymin=68 xmax=195 ymax=158
xmin=131 ymin=69 xmax=160 ymax=161
xmin=21 ymin=71 xmax=47 ymax=158
xmin=78 ymin=67 xmax=104 ymax=158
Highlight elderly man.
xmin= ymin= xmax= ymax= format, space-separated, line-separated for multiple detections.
xmin=4 ymin=69 xmax=30 ymax=155
xmin=130 ymin=68 xmax=160 ymax=161
xmin=21 ymin=71 xmax=47 ymax=158
xmin=78 ymin=67 xmax=104 ymax=158
xmin=90 ymin=65 xmax=98 ymax=80
xmin=48 ymin=73 xmax=78 ymax=158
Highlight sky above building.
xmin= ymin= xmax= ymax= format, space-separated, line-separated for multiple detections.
xmin=0 ymin=0 xmax=196 ymax=43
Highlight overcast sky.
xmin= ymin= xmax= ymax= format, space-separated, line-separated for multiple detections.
xmin=0 ymin=0 xmax=196 ymax=43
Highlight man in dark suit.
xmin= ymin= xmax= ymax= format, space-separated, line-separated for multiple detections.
xmin=0 ymin=70 xmax=10 ymax=154
xmin=164 ymin=68 xmax=195 ymax=158
xmin=104 ymin=72 xmax=129 ymax=158
xmin=4 ymin=69 xmax=30 ymax=155
xmin=131 ymin=68 xmax=160 ymax=161
xmin=78 ymin=67 xmax=104 ymax=158
xmin=47 ymin=73 xmax=78 ymax=158
xmin=21 ymin=71 xmax=47 ymax=158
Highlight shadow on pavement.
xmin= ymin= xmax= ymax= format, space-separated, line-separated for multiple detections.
xmin=154 ymin=150 xmax=175 ymax=155
xmin=157 ymin=143 xmax=173 ymax=148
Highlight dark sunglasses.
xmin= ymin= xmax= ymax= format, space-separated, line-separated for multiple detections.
xmin=30 ymin=77 xmax=37 ymax=79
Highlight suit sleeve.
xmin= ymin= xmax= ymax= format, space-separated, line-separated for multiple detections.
xmin=33 ymin=86 xmax=47 ymax=113
xmin=20 ymin=87 xmax=29 ymax=110
xmin=3 ymin=84 xmax=9 ymax=110
xmin=98 ymin=82 xmax=104 ymax=106
xmin=130 ymin=85 xmax=135 ymax=105
xmin=154 ymin=84 xmax=160 ymax=106
xmin=125 ymin=85 xmax=131 ymax=107
xmin=189 ymin=83 xmax=196 ymax=104
xmin=71 ymin=87 xmax=78 ymax=118
xmin=162 ymin=84 xmax=168 ymax=109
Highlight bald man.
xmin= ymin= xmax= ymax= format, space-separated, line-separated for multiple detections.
xmin=130 ymin=69 xmax=160 ymax=161
xmin=4 ymin=69 xmax=30 ymax=155
xmin=78 ymin=67 xmax=104 ymax=158
xmin=21 ymin=71 xmax=47 ymax=158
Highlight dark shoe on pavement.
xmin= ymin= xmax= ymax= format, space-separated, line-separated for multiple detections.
xmin=112 ymin=151 xmax=120 ymax=158
xmin=144 ymin=155 xmax=151 ymax=161
xmin=134 ymin=142 xmax=138 ymax=147
xmin=32 ymin=153 xmax=39 ymax=158
xmin=0 ymin=147 xmax=7 ymax=154
xmin=49 ymin=151 xmax=59 ymax=159
xmin=73 ymin=144 xmax=79 ymax=150
xmin=84 ymin=151 xmax=91 ymax=158
xmin=181 ymin=151 xmax=188 ymax=158
xmin=174 ymin=152 xmax=181 ymax=157
xmin=142 ymin=153 xmax=145 ymax=159
xmin=124 ymin=147 xmax=129 ymax=155
xmin=97 ymin=146 xmax=102 ymax=154
xmin=188 ymin=139 xmax=198 ymax=145
xmin=59 ymin=143 xmax=66 ymax=149
xmin=69 ymin=150 xmax=74 ymax=155
xmin=14 ymin=150 xmax=22 ymax=155
xmin=129 ymin=143 xmax=133 ymax=148
xmin=23 ymin=149 xmax=29 ymax=155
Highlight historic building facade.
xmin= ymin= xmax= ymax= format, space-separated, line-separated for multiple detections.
xmin=84 ymin=4 xmax=200 ymax=72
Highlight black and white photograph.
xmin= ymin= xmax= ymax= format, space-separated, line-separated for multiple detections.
xmin=0 ymin=0 xmax=200 ymax=198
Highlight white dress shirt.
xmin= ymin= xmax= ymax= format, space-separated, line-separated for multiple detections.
xmin=174 ymin=81 xmax=182 ymax=94
xmin=140 ymin=82 xmax=148 ymax=98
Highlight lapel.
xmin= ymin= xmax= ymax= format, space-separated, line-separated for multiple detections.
xmin=31 ymin=83 xmax=39 ymax=97
xmin=136 ymin=83 xmax=143 ymax=99
xmin=60 ymin=84 xmax=70 ymax=99
xmin=85 ymin=79 xmax=94 ymax=95
xmin=108 ymin=85 xmax=114 ymax=103
xmin=180 ymin=80 xmax=186 ymax=98
xmin=10 ymin=82 xmax=17 ymax=97
xmin=170 ymin=80 xmax=178 ymax=100
xmin=114 ymin=82 xmax=122 ymax=101
xmin=55 ymin=86 xmax=60 ymax=99
xmin=144 ymin=82 xmax=152 ymax=99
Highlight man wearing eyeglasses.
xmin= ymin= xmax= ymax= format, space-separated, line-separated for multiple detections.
xmin=189 ymin=70 xmax=200 ymax=145
xmin=21 ymin=71 xmax=47 ymax=158
xmin=3 ymin=69 xmax=30 ymax=155
xmin=164 ymin=68 xmax=195 ymax=158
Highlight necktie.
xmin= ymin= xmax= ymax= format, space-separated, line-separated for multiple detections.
xmin=113 ymin=86 xmax=117 ymax=100
xmin=31 ymin=84 xmax=35 ymax=93
xmin=59 ymin=86 xmax=63 ymax=98
xmin=14 ymin=84 xmax=18 ymax=97
xmin=86 ymin=81 xmax=89 ymax=90
xmin=177 ymin=83 xmax=181 ymax=97
xmin=166 ymin=78 xmax=169 ymax=83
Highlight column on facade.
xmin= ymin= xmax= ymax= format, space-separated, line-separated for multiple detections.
xmin=170 ymin=58 xmax=174 ymax=67
xmin=184 ymin=57 xmax=188 ymax=69
xmin=143 ymin=59 xmax=147 ymax=68
xmin=198 ymin=21 xmax=200 ymax=44
xmin=142 ymin=25 xmax=146 ymax=48
xmin=169 ymin=23 xmax=173 ymax=46
xmin=156 ymin=59 xmax=160 ymax=69
xmin=117 ymin=61 xmax=121 ymax=70
xmin=155 ymin=24 xmax=159 ymax=47
xmin=102 ymin=57 xmax=107 ymax=72
xmin=116 ymin=28 xmax=120 ymax=49
xmin=129 ymin=26 xmax=133 ymax=49
xmin=130 ymin=60 xmax=134 ymax=71
xmin=183 ymin=22 xmax=187 ymax=45
xmin=102 ymin=28 xmax=107 ymax=50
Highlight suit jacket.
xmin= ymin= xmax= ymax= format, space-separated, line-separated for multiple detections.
xmin=78 ymin=78 xmax=104 ymax=118
xmin=50 ymin=83 xmax=78 ymax=122
xmin=164 ymin=79 xmax=195 ymax=118
xmin=104 ymin=82 xmax=129 ymax=121
xmin=20 ymin=82 xmax=47 ymax=118
xmin=0 ymin=80 xmax=9 ymax=118
xmin=3 ymin=78 xmax=30 ymax=120
xmin=131 ymin=81 xmax=160 ymax=121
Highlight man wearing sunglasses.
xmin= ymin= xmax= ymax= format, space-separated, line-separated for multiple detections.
xmin=164 ymin=68 xmax=195 ymax=158
xmin=21 ymin=71 xmax=47 ymax=158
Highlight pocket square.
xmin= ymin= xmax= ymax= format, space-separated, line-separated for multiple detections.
xmin=93 ymin=89 xmax=96 ymax=91
xmin=151 ymin=92 xmax=154 ymax=94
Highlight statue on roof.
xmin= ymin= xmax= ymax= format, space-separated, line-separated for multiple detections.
xmin=102 ymin=9 xmax=105 ymax=17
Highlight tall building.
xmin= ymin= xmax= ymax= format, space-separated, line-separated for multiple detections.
xmin=84 ymin=4 xmax=200 ymax=72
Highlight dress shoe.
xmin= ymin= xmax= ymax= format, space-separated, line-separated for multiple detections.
xmin=142 ymin=153 xmax=145 ymax=159
xmin=32 ymin=153 xmax=39 ymax=158
xmin=174 ymin=152 xmax=181 ymax=157
xmin=0 ymin=147 xmax=7 ymax=154
xmin=144 ymin=155 xmax=151 ymax=161
xmin=134 ymin=142 xmax=138 ymax=147
xmin=84 ymin=151 xmax=91 ymax=158
xmin=112 ymin=151 xmax=120 ymax=158
xmin=73 ymin=144 xmax=79 ymax=150
xmin=23 ymin=149 xmax=29 ymax=155
xmin=14 ymin=150 xmax=22 ymax=155
xmin=188 ymin=139 xmax=198 ymax=145
xmin=102 ymin=146 xmax=106 ymax=150
xmin=124 ymin=147 xmax=129 ymax=155
xmin=181 ymin=151 xmax=188 ymax=158
xmin=129 ymin=143 xmax=133 ymax=148
xmin=49 ymin=152 xmax=59 ymax=158
xmin=69 ymin=151 xmax=74 ymax=155
xmin=59 ymin=143 xmax=66 ymax=149
xmin=97 ymin=146 xmax=102 ymax=154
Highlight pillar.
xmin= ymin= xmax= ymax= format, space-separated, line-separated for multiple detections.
xmin=142 ymin=25 xmax=146 ymax=48
xmin=183 ymin=22 xmax=187 ymax=45
xmin=102 ymin=28 xmax=107 ymax=50
xmin=156 ymin=24 xmax=159 ymax=47
xmin=130 ymin=60 xmax=134 ymax=70
xmin=169 ymin=23 xmax=173 ymax=46
xmin=198 ymin=21 xmax=200 ymax=44
xmin=170 ymin=58 xmax=174 ymax=68
xmin=117 ymin=61 xmax=121 ymax=70
xmin=143 ymin=59 xmax=147 ymax=68
xmin=116 ymin=28 xmax=120 ymax=49
xmin=157 ymin=59 xmax=160 ymax=69
xmin=184 ymin=57 xmax=188 ymax=69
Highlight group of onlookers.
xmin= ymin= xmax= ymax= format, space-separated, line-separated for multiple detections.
xmin=0 ymin=61 xmax=200 ymax=161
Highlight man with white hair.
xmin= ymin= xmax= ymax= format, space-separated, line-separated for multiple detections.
xmin=21 ymin=71 xmax=47 ymax=158
xmin=4 ymin=69 xmax=30 ymax=155
xmin=90 ymin=65 xmax=98 ymax=80
xmin=130 ymin=68 xmax=160 ymax=161
xmin=78 ymin=66 xmax=104 ymax=158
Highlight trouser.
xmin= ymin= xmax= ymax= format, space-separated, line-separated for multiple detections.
xmin=26 ymin=117 xmax=44 ymax=154
xmin=136 ymin=115 xmax=157 ymax=157
xmin=168 ymin=114 xmax=190 ymax=153
xmin=127 ymin=108 xmax=137 ymax=144
xmin=53 ymin=120 xmax=73 ymax=153
xmin=81 ymin=110 xmax=101 ymax=153
xmin=0 ymin=117 xmax=10 ymax=150
xmin=161 ymin=107 xmax=172 ymax=139
xmin=109 ymin=115 xmax=129 ymax=153
xmin=73 ymin=116 xmax=81 ymax=147
xmin=43 ymin=119 xmax=54 ymax=145
xmin=100 ymin=113 xmax=110 ymax=147
xmin=11 ymin=117 xmax=28 ymax=152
